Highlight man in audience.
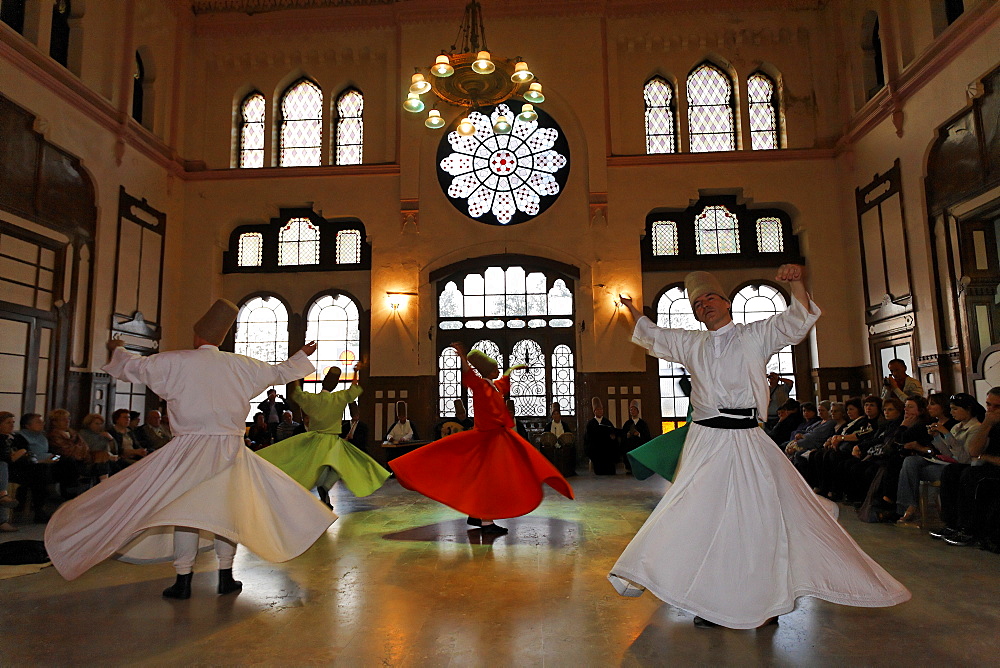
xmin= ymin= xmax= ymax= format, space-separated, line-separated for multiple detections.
xmin=257 ymin=388 xmax=288 ymax=440
xmin=275 ymin=410 xmax=300 ymax=442
xmin=585 ymin=397 xmax=620 ymax=475
xmin=385 ymin=401 xmax=417 ymax=444
xmin=880 ymin=359 xmax=923 ymax=402
xmin=546 ymin=402 xmax=571 ymax=440
xmin=136 ymin=409 xmax=172 ymax=452
xmin=342 ymin=402 xmax=369 ymax=453
xmin=767 ymin=399 xmax=802 ymax=445
xmin=433 ymin=399 xmax=474 ymax=439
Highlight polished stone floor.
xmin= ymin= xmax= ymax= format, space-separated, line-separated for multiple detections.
xmin=3 ymin=472 xmax=998 ymax=666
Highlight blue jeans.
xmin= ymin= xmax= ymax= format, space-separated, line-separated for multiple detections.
xmin=896 ymin=456 xmax=945 ymax=515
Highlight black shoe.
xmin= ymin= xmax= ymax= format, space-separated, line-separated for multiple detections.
xmin=316 ymin=486 xmax=332 ymax=510
xmin=217 ymin=568 xmax=243 ymax=595
xmin=693 ymin=616 xmax=720 ymax=629
xmin=944 ymin=531 xmax=976 ymax=547
xmin=480 ymin=523 xmax=508 ymax=535
xmin=163 ymin=573 xmax=193 ymax=599
xmin=928 ymin=526 xmax=958 ymax=540
xmin=466 ymin=517 xmax=482 ymax=527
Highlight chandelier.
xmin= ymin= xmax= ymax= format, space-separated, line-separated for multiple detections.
xmin=402 ymin=0 xmax=546 ymax=136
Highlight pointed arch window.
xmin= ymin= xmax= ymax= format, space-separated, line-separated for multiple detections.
xmin=237 ymin=232 xmax=263 ymax=267
xmin=686 ymin=63 xmax=736 ymax=153
xmin=748 ymin=72 xmax=780 ymax=150
xmin=304 ymin=294 xmax=361 ymax=398
xmin=278 ymin=217 xmax=319 ymax=266
xmin=438 ymin=347 xmax=463 ymax=416
xmin=235 ymin=296 xmax=289 ymax=420
xmin=239 ymin=92 xmax=266 ymax=168
xmin=510 ymin=339 xmax=546 ymax=417
xmin=280 ymin=79 xmax=323 ymax=167
xmin=695 ymin=205 xmax=741 ymax=255
xmin=334 ymin=88 xmax=363 ymax=166
xmin=551 ymin=344 xmax=575 ymax=416
xmin=644 ymin=76 xmax=677 ymax=154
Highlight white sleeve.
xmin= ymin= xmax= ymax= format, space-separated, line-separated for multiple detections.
xmin=102 ymin=347 xmax=158 ymax=385
xmin=248 ymin=350 xmax=315 ymax=394
xmin=753 ymin=297 xmax=822 ymax=356
xmin=631 ymin=316 xmax=689 ymax=362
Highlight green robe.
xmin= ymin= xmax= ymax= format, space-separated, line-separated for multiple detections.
xmin=258 ymin=384 xmax=390 ymax=497
xmin=627 ymin=408 xmax=692 ymax=482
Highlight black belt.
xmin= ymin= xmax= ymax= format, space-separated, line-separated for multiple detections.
xmin=719 ymin=407 xmax=755 ymax=416
xmin=695 ymin=408 xmax=758 ymax=430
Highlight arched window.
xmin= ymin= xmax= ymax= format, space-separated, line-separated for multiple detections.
xmin=237 ymin=232 xmax=263 ymax=267
xmin=438 ymin=347 xmax=462 ymax=416
xmin=509 ymin=339 xmax=546 ymax=416
xmin=655 ymin=287 xmax=701 ymax=432
xmin=335 ymin=229 xmax=361 ymax=265
xmin=234 ymin=296 xmax=289 ymax=420
xmin=730 ymin=284 xmax=795 ymax=387
xmin=334 ymin=88 xmax=363 ymax=166
xmin=651 ymin=220 xmax=679 ymax=256
xmin=756 ymin=217 xmax=784 ymax=253
xmin=278 ymin=217 xmax=320 ymax=266
xmin=551 ymin=344 xmax=575 ymax=416
xmin=280 ymin=79 xmax=323 ymax=167
xmin=695 ymin=205 xmax=741 ymax=255
xmin=686 ymin=63 xmax=736 ymax=153
xmin=132 ymin=52 xmax=145 ymax=123
xmin=747 ymin=72 xmax=780 ymax=150
xmin=863 ymin=13 xmax=886 ymax=100
xmin=239 ymin=92 xmax=265 ymax=168
xmin=644 ymin=76 xmax=677 ymax=154
xmin=304 ymin=294 xmax=361 ymax=398
xmin=49 ymin=0 xmax=72 ymax=67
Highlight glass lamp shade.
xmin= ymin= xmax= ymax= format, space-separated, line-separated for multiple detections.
xmin=523 ymin=82 xmax=545 ymax=103
xmin=409 ymin=73 xmax=432 ymax=95
xmin=432 ymin=54 xmax=455 ymax=77
xmin=471 ymin=51 xmax=495 ymax=75
xmin=511 ymin=61 xmax=534 ymax=83
xmin=517 ymin=104 xmax=537 ymax=123
xmin=492 ymin=115 xmax=512 ymax=134
xmin=457 ymin=118 xmax=477 ymax=136
xmin=425 ymin=109 xmax=446 ymax=129
xmin=403 ymin=93 xmax=425 ymax=113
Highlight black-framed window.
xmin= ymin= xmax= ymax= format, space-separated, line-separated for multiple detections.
xmin=239 ymin=91 xmax=265 ymax=168
xmin=686 ymin=62 xmax=737 ymax=153
xmin=644 ymin=76 xmax=677 ymax=154
xmin=748 ymin=71 xmax=780 ymax=150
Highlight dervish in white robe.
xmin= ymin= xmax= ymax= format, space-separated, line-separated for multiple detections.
xmin=45 ymin=303 xmax=335 ymax=596
xmin=608 ymin=268 xmax=910 ymax=629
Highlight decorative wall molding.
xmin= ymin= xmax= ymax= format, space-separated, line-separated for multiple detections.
xmin=608 ymin=147 xmax=836 ymax=167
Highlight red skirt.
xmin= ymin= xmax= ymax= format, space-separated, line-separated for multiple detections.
xmin=389 ymin=427 xmax=575 ymax=519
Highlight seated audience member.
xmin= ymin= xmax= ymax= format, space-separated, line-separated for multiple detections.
xmin=766 ymin=399 xmax=803 ymax=445
xmin=11 ymin=413 xmax=56 ymax=507
xmin=896 ymin=393 xmax=983 ymax=525
xmin=546 ymin=402 xmax=572 ymax=439
xmin=506 ymin=399 xmax=530 ymax=441
xmin=109 ymin=408 xmax=147 ymax=467
xmin=79 ymin=413 xmax=118 ymax=482
xmin=128 ymin=411 xmax=141 ymax=432
xmin=0 ymin=412 xmax=23 ymax=531
xmin=874 ymin=395 xmax=934 ymax=513
xmin=342 ymin=402 xmax=369 ymax=453
xmin=275 ymin=410 xmax=300 ymax=442
xmin=837 ymin=397 xmax=904 ymax=505
xmin=812 ymin=397 xmax=871 ymax=498
xmin=13 ymin=413 xmax=49 ymax=460
xmin=433 ymin=399 xmax=474 ymax=439
xmin=880 ymin=358 xmax=923 ymax=401
xmin=47 ymin=408 xmax=90 ymax=499
xmin=385 ymin=401 xmax=417 ymax=444
xmin=246 ymin=412 xmax=272 ymax=450
xmin=765 ymin=372 xmax=794 ymax=428
xmin=584 ymin=397 xmax=619 ymax=475
xmin=785 ymin=401 xmax=820 ymax=445
xmin=932 ymin=387 xmax=1000 ymax=547
xmin=621 ymin=399 xmax=651 ymax=475
xmin=926 ymin=393 xmax=959 ymax=435
xmin=793 ymin=401 xmax=845 ymax=484
xmin=135 ymin=409 xmax=172 ymax=451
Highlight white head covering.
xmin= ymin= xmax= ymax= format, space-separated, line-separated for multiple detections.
xmin=193 ymin=299 xmax=238 ymax=345
xmin=684 ymin=271 xmax=728 ymax=308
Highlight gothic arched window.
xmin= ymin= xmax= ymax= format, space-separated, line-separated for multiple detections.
xmin=334 ymin=88 xmax=363 ymax=166
xmin=239 ymin=92 xmax=266 ymax=168
xmin=747 ymin=72 xmax=780 ymax=150
xmin=278 ymin=217 xmax=320 ymax=266
xmin=280 ymin=79 xmax=323 ymax=167
xmin=509 ymin=339 xmax=546 ymax=417
xmin=644 ymin=76 xmax=677 ymax=154
xmin=304 ymin=294 xmax=361 ymax=398
xmin=686 ymin=63 xmax=736 ymax=153
xmin=551 ymin=344 xmax=575 ymax=416
xmin=235 ymin=296 xmax=289 ymax=420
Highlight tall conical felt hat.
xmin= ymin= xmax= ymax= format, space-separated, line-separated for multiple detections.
xmin=467 ymin=349 xmax=497 ymax=368
xmin=684 ymin=271 xmax=727 ymax=308
xmin=591 ymin=396 xmax=603 ymax=409
xmin=193 ymin=299 xmax=238 ymax=345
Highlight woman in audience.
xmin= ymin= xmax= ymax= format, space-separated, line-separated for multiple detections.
xmin=246 ymin=412 xmax=272 ymax=450
xmin=79 ymin=413 xmax=118 ymax=482
xmin=10 ymin=413 xmax=54 ymax=512
xmin=788 ymin=401 xmax=839 ymax=482
xmin=875 ymin=396 xmax=934 ymax=513
xmin=895 ymin=393 xmax=984 ymax=524
xmin=800 ymin=401 xmax=848 ymax=486
xmin=837 ymin=397 xmax=903 ymax=505
xmin=109 ymin=408 xmax=146 ymax=467
xmin=767 ymin=399 xmax=802 ymax=445
xmin=784 ymin=401 xmax=819 ymax=445
xmin=0 ymin=412 xmax=23 ymax=531
xmin=812 ymin=397 xmax=871 ymax=499
xmin=927 ymin=393 xmax=959 ymax=434
xmin=47 ymin=408 xmax=90 ymax=499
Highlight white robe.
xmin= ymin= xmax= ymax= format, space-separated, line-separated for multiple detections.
xmin=44 ymin=345 xmax=336 ymax=581
xmin=609 ymin=298 xmax=911 ymax=628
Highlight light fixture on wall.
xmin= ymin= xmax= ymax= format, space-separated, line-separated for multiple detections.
xmin=386 ymin=291 xmax=418 ymax=311
xmin=402 ymin=0 xmax=544 ymax=134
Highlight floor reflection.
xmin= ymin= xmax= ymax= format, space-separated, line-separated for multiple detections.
xmin=382 ymin=517 xmax=583 ymax=547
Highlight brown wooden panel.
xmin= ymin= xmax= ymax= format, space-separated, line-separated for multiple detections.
xmin=37 ymin=145 xmax=96 ymax=237
xmin=0 ymin=96 xmax=39 ymax=218
xmin=927 ymin=112 xmax=982 ymax=211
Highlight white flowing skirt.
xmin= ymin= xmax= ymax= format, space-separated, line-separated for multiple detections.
xmin=608 ymin=424 xmax=910 ymax=628
xmin=44 ymin=435 xmax=336 ymax=581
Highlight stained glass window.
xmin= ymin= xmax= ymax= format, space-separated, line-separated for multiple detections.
xmin=509 ymin=339 xmax=546 ymax=417
xmin=235 ymin=296 xmax=288 ymax=421
xmin=335 ymin=229 xmax=361 ymax=264
xmin=756 ymin=217 xmax=784 ymax=253
xmin=731 ymin=284 xmax=795 ymax=394
xmin=334 ymin=89 xmax=363 ymax=166
xmin=695 ymin=205 xmax=741 ymax=254
xmin=304 ymin=294 xmax=361 ymax=405
xmin=644 ymin=76 xmax=677 ymax=154
xmin=280 ymin=79 xmax=322 ymax=167
xmin=748 ymin=73 xmax=779 ymax=150
xmin=551 ymin=344 xmax=575 ymax=416
xmin=438 ymin=347 xmax=462 ymax=416
xmin=237 ymin=232 xmax=263 ymax=267
xmin=651 ymin=221 xmax=679 ymax=256
xmin=239 ymin=92 xmax=265 ymax=168
xmin=466 ymin=340 xmax=503 ymax=417
xmin=278 ymin=217 xmax=320 ymax=266
xmin=687 ymin=63 xmax=736 ymax=153
xmin=655 ymin=287 xmax=701 ymax=432
xmin=437 ymin=267 xmax=573 ymax=329
xmin=437 ymin=102 xmax=570 ymax=226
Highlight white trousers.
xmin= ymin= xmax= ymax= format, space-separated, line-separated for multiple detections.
xmin=173 ymin=527 xmax=237 ymax=574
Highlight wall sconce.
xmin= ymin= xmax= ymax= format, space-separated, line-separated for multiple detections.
xmin=386 ymin=291 xmax=418 ymax=310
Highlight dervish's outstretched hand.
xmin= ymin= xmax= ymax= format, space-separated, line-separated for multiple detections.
xmin=619 ymin=294 xmax=644 ymax=321
xmin=775 ymin=264 xmax=812 ymax=310
xmin=107 ymin=338 xmax=126 ymax=354
xmin=300 ymin=340 xmax=318 ymax=356
xmin=451 ymin=341 xmax=468 ymax=359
